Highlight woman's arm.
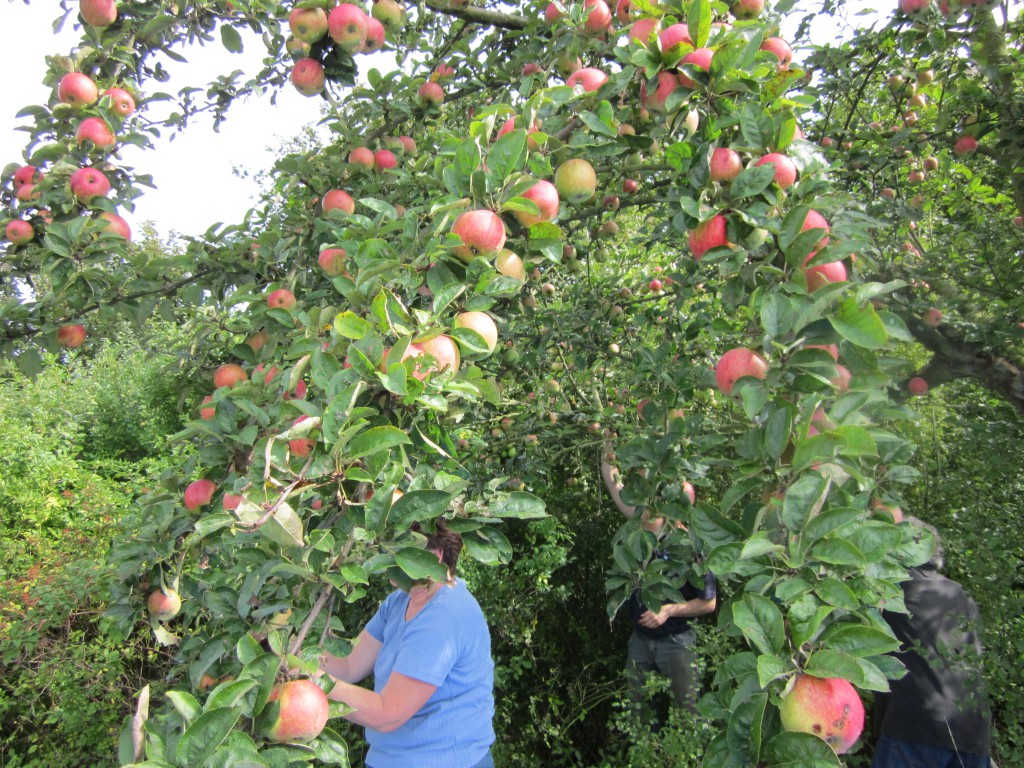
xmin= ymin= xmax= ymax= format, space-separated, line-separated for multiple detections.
xmin=600 ymin=445 xmax=638 ymax=519
xmin=329 ymin=671 xmax=438 ymax=733
xmin=320 ymin=629 xmax=382 ymax=684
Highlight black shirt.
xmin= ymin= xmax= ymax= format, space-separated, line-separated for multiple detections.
xmin=626 ymin=565 xmax=717 ymax=640
xmin=875 ymin=566 xmax=991 ymax=756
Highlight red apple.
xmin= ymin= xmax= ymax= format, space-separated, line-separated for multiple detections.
xmin=908 ymin=376 xmax=929 ymax=395
xmin=615 ymin=0 xmax=637 ymax=21
xmin=328 ymin=3 xmax=368 ymax=51
xmin=452 ymin=209 xmax=506 ymax=262
xmin=678 ymin=48 xmax=714 ymax=89
xmin=69 ymin=167 xmax=111 ymax=202
xmin=214 ymin=363 xmax=248 ymax=388
xmin=417 ymin=334 xmax=461 ymax=374
xmin=688 ymin=214 xmax=730 ymax=261
xmin=262 ymin=680 xmax=330 ymax=743
xmin=433 ymin=63 xmax=455 ymax=81
xmin=779 ymin=675 xmax=864 ymax=755
xmin=760 ymin=37 xmax=793 ymax=68
xmin=76 ymin=117 xmax=116 ymax=148
xmin=801 ymin=209 xmax=831 ymax=251
xmin=349 ymin=146 xmax=375 ymax=170
xmin=832 ymin=364 xmax=852 ymax=392
xmin=803 ymin=257 xmax=847 ymax=291
xmin=566 ymin=67 xmax=608 ymax=92
xmin=643 ymin=71 xmax=681 ymax=113
xmin=99 ymin=211 xmax=131 ymax=240
xmin=623 ymin=178 xmax=638 ymax=194
xmin=267 ymin=289 xmax=297 ymax=310
xmin=5 ymin=219 xmax=34 ymax=245
xmin=922 ymin=308 xmax=942 ymax=327
xmin=57 ymin=324 xmax=87 ymax=348
xmin=399 ymin=136 xmax=417 ymax=155
xmin=417 ymin=81 xmax=445 ymax=107
xmin=544 ymin=2 xmax=563 ymax=23
xmin=899 ymin=0 xmax=930 ymax=16
xmin=12 ymin=166 xmax=40 ymax=189
xmin=58 ymin=72 xmax=99 ymax=108
xmin=628 ymin=17 xmax=661 ymax=46
xmin=715 ymin=348 xmax=768 ymax=394
xmin=289 ymin=415 xmax=317 ymax=457
xmin=953 ymin=135 xmax=978 ymax=157
xmin=246 ymin=331 xmax=269 ymax=352
xmin=289 ymin=6 xmax=329 ymax=42
xmin=495 ymin=248 xmax=526 ymax=280
xmin=200 ymin=395 xmax=215 ymax=420
xmin=291 ymin=58 xmax=325 ymax=96
xmin=371 ymin=0 xmax=406 ymax=32
xmin=755 ymin=152 xmax=798 ymax=189
xmin=360 ymin=17 xmax=386 ymax=53
xmin=453 ymin=311 xmax=498 ymax=355
xmin=318 ymin=248 xmax=349 ymax=277
xmin=184 ymin=479 xmax=217 ymax=510
xmin=80 ymin=0 xmax=117 ymax=27
xmin=515 ymin=180 xmax=560 ymax=227
xmin=710 ymin=148 xmax=743 ymax=182
xmin=381 ymin=343 xmax=428 ymax=380
xmin=322 ymin=189 xmax=355 ymax=215
xmin=221 ymin=492 xmax=242 ymax=511
xmin=103 ymin=87 xmax=135 ymax=117
xmin=147 ymin=588 xmax=182 ymax=621
xmin=659 ymin=23 xmax=692 ymax=52
xmin=730 ymin=0 xmax=764 ymax=19
xmin=554 ymin=158 xmax=597 ymax=204
xmin=521 ymin=62 xmax=545 ymax=77
xmin=582 ymin=0 xmax=612 ymax=34
xmin=373 ymin=149 xmax=397 ymax=172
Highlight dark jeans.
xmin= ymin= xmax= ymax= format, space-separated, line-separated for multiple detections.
xmin=626 ymin=628 xmax=699 ymax=723
xmin=872 ymin=735 xmax=990 ymax=768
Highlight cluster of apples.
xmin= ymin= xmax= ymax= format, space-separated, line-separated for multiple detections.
xmin=287 ymin=0 xmax=408 ymax=96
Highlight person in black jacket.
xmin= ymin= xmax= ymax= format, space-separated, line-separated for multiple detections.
xmin=872 ymin=518 xmax=991 ymax=768
xmin=601 ymin=454 xmax=716 ymax=721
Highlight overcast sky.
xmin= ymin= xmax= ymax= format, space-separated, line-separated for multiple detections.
xmin=0 ymin=3 xmax=396 ymax=238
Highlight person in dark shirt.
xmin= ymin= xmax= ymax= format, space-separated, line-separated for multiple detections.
xmin=601 ymin=454 xmax=717 ymax=717
xmin=873 ymin=518 xmax=991 ymax=768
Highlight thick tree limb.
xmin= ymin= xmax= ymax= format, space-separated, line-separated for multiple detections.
xmin=425 ymin=1 xmax=529 ymax=30
xmin=905 ymin=315 xmax=1024 ymax=413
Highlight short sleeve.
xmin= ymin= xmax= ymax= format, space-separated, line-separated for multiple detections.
xmin=701 ymin=571 xmax=717 ymax=602
xmin=365 ymin=590 xmax=402 ymax=642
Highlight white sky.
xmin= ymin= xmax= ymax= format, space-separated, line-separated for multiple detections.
xmin=0 ymin=2 xmax=877 ymax=239
xmin=0 ymin=2 xmax=394 ymax=238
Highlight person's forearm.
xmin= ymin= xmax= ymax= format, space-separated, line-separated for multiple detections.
xmin=320 ymin=653 xmax=358 ymax=684
xmin=327 ymin=680 xmax=400 ymax=732
xmin=665 ymin=597 xmax=716 ymax=618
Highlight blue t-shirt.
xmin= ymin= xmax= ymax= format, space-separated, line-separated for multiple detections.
xmin=363 ymin=578 xmax=495 ymax=768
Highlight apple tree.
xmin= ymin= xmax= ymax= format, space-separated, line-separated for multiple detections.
xmin=2 ymin=0 xmax=1004 ymax=763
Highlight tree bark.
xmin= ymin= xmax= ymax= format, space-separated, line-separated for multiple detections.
xmin=904 ymin=315 xmax=1024 ymax=414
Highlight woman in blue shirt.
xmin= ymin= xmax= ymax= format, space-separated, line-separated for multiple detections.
xmin=318 ymin=524 xmax=495 ymax=768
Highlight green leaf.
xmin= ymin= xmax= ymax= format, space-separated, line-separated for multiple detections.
xmin=394 ymin=547 xmax=450 ymax=581
xmin=761 ymin=293 xmax=795 ymax=338
xmin=756 ymin=654 xmax=788 ymax=688
xmin=732 ymin=593 xmax=785 ymax=656
xmin=764 ymin=407 xmax=792 ymax=461
xmin=174 ymin=707 xmax=242 ymax=767
xmin=463 ymin=526 xmax=513 ymax=565
xmin=390 ymin=489 xmax=454 ymax=528
xmin=829 ymin=299 xmax=887 ymax=349
xmin=204 ymin=679 xmax=257 ymax=711
xmin=740 ymin=532 xmax=784 ymax=560
xmin=345 ymin=426 xmax=412 ymax=461
xmin=489 ymin=491 xmax=546 ymax=518
xmin=805 ymin=649 xmax=865 ymax=685
xmin=312 ymin=727 xmax=350 ymax=765
xmin=731 ymin=164 xmax=777 ymax=198
xmin=813 ymin=577 xmax=858 ymax=609
xmin=334 ymin=311 xmax=372 ymax=340
xmin=819 ymin=624 xmax=900 ymax=658
xmin=762 ymin=732 xmax=842 ymax=767
xmin=782 ymin=474 xmax=830 ymax=531
xmin=220 ymin=24 xmax=244 ymax=53
xmin=810 ymin=537 xmax=866 ymax=566
xmin=487 ymin=129 xmax=527 ymax=181
xmin=166 ymin=691 xmax=202 ymax=724
xmin=687 ymin=0 xmax=712 ymax=48
xmin=788 ymin=595 xmax=834 ymax=648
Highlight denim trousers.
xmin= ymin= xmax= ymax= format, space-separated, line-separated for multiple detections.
xmin=626 ymin=629 xmax=699 ymax=715
xmin=369 ymin=749 xmax=492 ymax=768
xmin=872 ymin=735 xmax=990 ymax=768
